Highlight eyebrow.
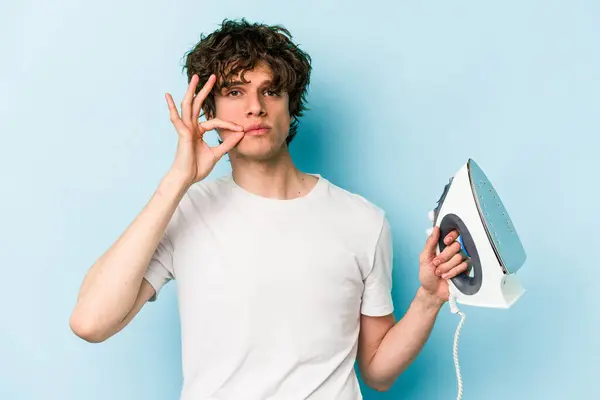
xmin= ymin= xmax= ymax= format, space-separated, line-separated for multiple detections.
xmin=220 ymin=79 xmax=273 ymax=89
xmin=221 ymin=80 xmax=245 ymax=88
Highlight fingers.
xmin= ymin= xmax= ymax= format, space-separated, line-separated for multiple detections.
xmin=165 ymin=93 xmax=189 ymax=136
xmin=169 ymin=73 xmax=218 ymax=135
xmin=420 ymin=225 xmax=440 ymax=263
xmin=432 ymin=240 xmax=462 ymax=267
xmin=181 ymin=74 xmax=200 ymax=123
xmin=192 ymin=74 xmax=217 ymax=123
xmin=440 ymin=261 xmax=469 ymax=279
xmin=435 ymin=253 xmax=464 ymax=275
xmin=420 ymin=226 xmax=468 ymax=279
xmin=212 ymin=131 xmax=245 ymax=159
xmin=198 ymin=118 xmax=244 ymax=135
xmin=442 ymin=230 xmax=460 ymax=245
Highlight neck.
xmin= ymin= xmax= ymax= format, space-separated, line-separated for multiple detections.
xmin=229 ymin=149 xmax=318 ymax=200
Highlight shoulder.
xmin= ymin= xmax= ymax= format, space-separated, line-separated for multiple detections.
xmin=164 ymin=174 xmax=234 ymax=239
xmin=318 ymin=177 xmax=392 ymax=275
xmin=318 ymin=177 xmax=389 ymax=246
xmin=178 ymin=174 xmax=239 ymax=212
xmin=186 ymin=175 xmax=234 ymax=201
xmin=321 ymin=177 xmax=386 ymax=225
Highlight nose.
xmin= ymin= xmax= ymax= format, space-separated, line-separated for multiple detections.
xmin=245 ymin=92 xmax=266 ymax=117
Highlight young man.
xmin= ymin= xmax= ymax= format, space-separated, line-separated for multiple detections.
xmin=70 ymin=19 xmax=467 ymax=399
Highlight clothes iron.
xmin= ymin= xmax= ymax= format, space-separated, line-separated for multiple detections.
xmin=427 ymin=158 xmax=527 ymax=308
xmin=426 ymin=159 xmax=527 ymax=400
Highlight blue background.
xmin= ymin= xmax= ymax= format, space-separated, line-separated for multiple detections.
xmin=2 ymin=1 xmax=598 ymax=399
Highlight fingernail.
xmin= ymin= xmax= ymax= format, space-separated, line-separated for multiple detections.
xmin=433 ymin=259 xmax=440 ymax=266
xmin=442 ymin=273 xmax=449 ymax=279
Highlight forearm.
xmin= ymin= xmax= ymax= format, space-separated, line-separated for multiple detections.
xmin=71 ymin=172 xmax=188 ymax=336
xmin=366 ymin=287 xmax=444 ymax=389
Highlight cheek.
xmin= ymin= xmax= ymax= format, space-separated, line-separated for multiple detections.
xmin=270 ymin=103 xmax=291 ymax=127
xmin=277 ymin=116 xmax=291 ymax=134
xmin=213 ymin=99 xmax=241 ymax=122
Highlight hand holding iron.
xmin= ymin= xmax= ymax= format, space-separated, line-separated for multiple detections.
xmin=418 ymin=226 xmax=469 ymax=303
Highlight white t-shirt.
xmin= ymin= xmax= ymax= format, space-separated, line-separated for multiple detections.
xmin=144 ymin=174 xmax=394 ymax=400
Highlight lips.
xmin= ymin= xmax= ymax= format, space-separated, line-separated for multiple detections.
xmin=244 ymin=123 xmax=271 ymax=136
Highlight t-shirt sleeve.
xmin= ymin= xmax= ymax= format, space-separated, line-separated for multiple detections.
xmin=144 ymin=233 xmax=175 ymax=302
xmin=361 ymin=217 xmax=394 ymax=316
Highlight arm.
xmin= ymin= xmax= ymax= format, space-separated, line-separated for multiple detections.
xmin=357 ymin=224 xmax=465 ymax=391
xmin=357 ymin=287 xmax=444 ymax=391
xmin=69 ymin=73 xmax=244 ymax=343
xmin=69 ymin=173 xmax=189 ymax=343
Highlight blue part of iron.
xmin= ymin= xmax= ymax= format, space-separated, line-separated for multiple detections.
xmin=467 ymin=159 xmax=526 ymax=274
xmin=457 ymin=235 xmax=470 ymax=258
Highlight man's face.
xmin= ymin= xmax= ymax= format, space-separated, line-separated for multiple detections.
xmin=213 ymin=63 xmax=291 ymax=161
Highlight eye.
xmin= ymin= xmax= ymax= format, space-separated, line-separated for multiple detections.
xmin=264 ymin=89 xmax=279 ymax=96
xmin=227 ymin=90 xmax=241 ymax=97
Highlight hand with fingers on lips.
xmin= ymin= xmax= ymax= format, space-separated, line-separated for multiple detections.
xmin=164 ymin=74 xmax=245 ymax=188
xmin=418 ymin=226 xmax=470 ymax=304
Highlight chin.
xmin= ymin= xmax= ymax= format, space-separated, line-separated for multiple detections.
xmin=233 ymin=137 xmax=287 ymax=161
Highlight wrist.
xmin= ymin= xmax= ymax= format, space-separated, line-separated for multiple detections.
xmin=415 ymin=286 xmax=445 ymax=311
xmin=159 ymin=171 xmax=191 ymax=198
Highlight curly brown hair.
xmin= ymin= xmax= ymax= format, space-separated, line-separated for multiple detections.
xmin=182 ymin=18 xmax=312 ymax=145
